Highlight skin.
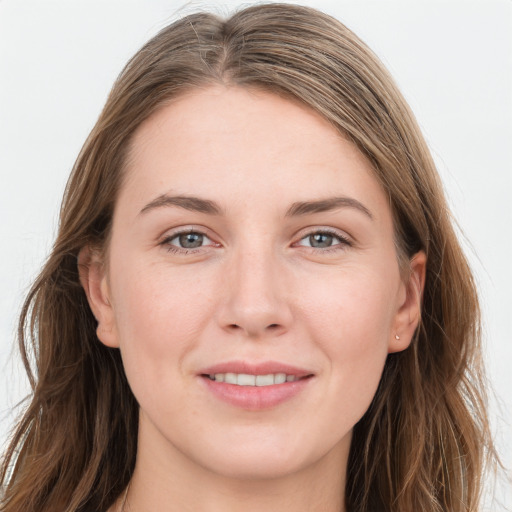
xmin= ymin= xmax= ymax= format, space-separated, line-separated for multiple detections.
xmin=81 ymin=86 xmax=426 ymax=512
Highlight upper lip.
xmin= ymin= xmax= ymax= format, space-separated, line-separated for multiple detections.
xmin=199 ymin=360 xmax=314 ymax=378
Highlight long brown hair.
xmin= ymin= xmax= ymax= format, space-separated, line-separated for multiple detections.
xmin=0 ymin=4 xmax=497 ymax=511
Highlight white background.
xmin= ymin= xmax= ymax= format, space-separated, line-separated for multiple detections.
xmin=1 ymin=0 xmax=511 ymax=508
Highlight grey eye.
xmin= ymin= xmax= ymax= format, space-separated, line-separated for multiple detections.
xmin=308 ymin=233 xmax=334 ymax=248
xmin=177 ymin=232 xmax=204 ymax=248
xmin=296 ymin=230 xmax=350 ymax=251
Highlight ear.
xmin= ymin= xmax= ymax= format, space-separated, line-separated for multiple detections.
xmin=389 ymin=251 xmax=427 ymax=353
xmin=78 ymin=246 xmax=119 ymax=348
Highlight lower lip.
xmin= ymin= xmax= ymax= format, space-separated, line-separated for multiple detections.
xmin=201 ymin=376 xmax=312 ymax=410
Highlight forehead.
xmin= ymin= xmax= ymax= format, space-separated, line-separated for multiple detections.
xmin=119 ymin=85 xmax=389 ymax=222
xmin=127 ymin=85 xmax=347 ymax=166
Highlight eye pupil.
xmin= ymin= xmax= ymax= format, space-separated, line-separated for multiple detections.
xmin=179 ymin=233 xmax=203 ymax=248
xmin=309 ymin=233 xmax=333 ymax=248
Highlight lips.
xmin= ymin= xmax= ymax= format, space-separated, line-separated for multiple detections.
xmin=198 ymin=361 xmax=314 ymax=410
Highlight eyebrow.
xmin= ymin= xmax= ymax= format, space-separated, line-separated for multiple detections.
xmin=285 ymin=197 xmax=373 ymax=219
xmin=139 ymin=194 xmax=373 ymax=220
xmin=139 ymin=194 xmax=223 ymax=216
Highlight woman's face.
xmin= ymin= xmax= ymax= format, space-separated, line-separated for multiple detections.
xmin=84 ymin=86 xmax=424 ymax=481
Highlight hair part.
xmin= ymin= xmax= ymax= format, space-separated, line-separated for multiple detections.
xmin=1 ymin=4 xmax=497 ymax=511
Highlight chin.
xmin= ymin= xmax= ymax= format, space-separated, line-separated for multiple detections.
xmin=199 ymin=452 xmax=308 ymax=481
xmin=191 ymin=430 xmax=342 ymax=482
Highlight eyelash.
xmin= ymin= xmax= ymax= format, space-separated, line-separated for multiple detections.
xmin=160 ymin=229 xmax=217 ymax=254
xmin=160 ymin=227 xmax=352 ymax=255
xmin=294 ymin=228 xmax=352 ymax=253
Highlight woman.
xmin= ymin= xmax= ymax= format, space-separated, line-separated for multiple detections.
xmin=0 ymin=4 xmax=498 ymax=511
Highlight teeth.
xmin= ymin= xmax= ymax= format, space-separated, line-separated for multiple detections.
xmin=237 ymin=374 xmax=256 ymax=386
xmin=209 ymin=372 xmax=298 ymax=386
xmin=255 ymin=374 xmax=274 ymax=386
xmin=225 ymin=373 xmax=237 ymax=384
xmin=274 ymin=373 xmax=287 ymax=384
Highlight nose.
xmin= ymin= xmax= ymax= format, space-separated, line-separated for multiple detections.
xmin=216 ymin=247 xmax=293 ymax=339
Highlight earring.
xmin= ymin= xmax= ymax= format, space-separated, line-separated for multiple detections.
xmin=395 ymin=334 xmax=400 ymax=340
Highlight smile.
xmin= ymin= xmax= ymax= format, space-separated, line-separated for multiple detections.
xmin=205 ymin=373 xmax=301 ymax=386
xmin=199 ymin=362 xmax=314 ymax=410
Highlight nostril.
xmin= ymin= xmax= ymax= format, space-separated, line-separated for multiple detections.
xmin=224 ymin=322 xmax=284 ymax=335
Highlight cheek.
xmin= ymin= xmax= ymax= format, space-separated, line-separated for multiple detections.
xmin=112 ymin=251 xmax=214 ymax=331
xmin=299 ymin=266 xmax=397 ymax=411
xmin=108 ymin=256 xmax=217 ymax=390
xmin=302 ymin=264 xmax=398 ymax=346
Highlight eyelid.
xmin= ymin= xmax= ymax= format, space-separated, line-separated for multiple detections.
xmin=168 ymin=231 xmax=213 ymax=247
xmin=159 ymin=225 xmax=214 ymax=240
xmin=294 ymin=226 xmax=352 ymax=243
xmin=292 ymin=226 xmax=353 ymax=251
xmin=159 ymin=225 xmax=221 ymax=251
